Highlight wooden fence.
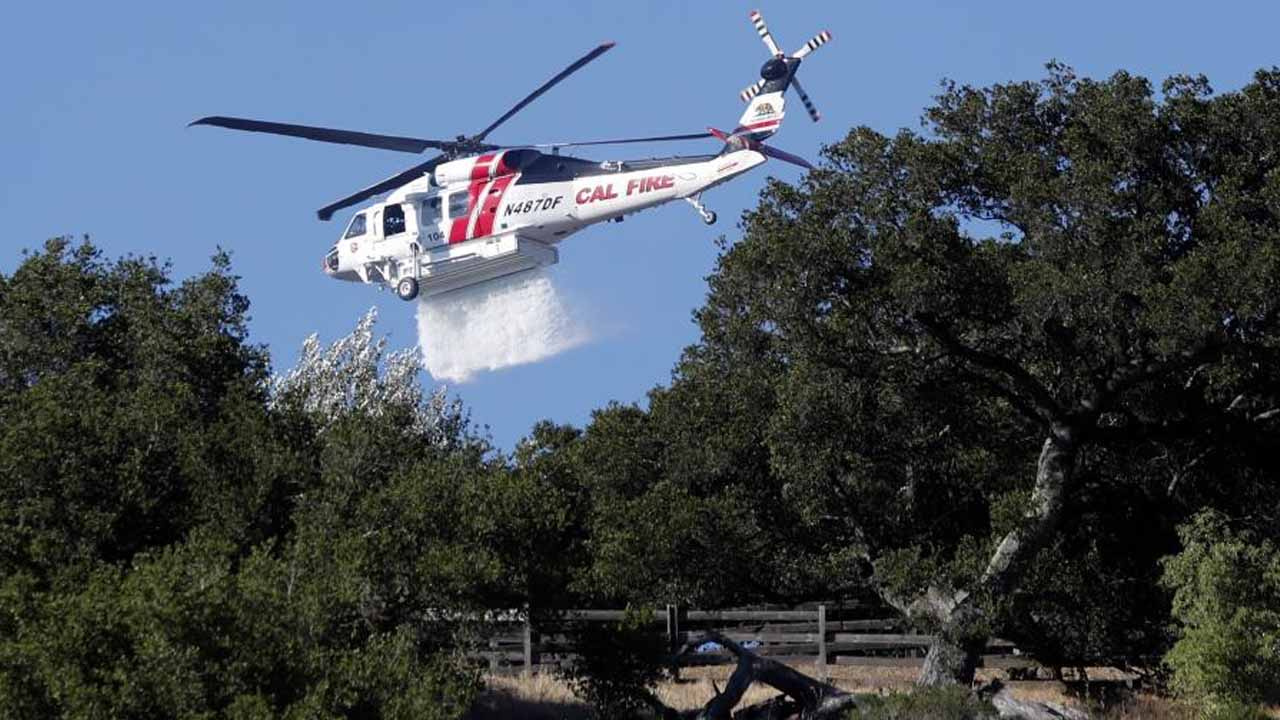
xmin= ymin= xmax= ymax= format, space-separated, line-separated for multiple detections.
xmin=475 ymin=605 xmax=1029 ymax=677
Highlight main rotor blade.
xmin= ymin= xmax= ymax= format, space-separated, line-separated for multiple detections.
xmin=191 ymin=116 xmax=460 ymax=154
xmin=472 ymin=42 xmax=615 ymax=142
xmin=533 ymin=131 xmax=713 ymax=149
xmin=316 ymin=155 xmax=446 ymax=221
xmin=790 ymin=77 xmax=821 ymax=122
xmin=740 ymin=78 xmax=766 ymax=103
xmin=749 ymin=10 xmax=782 ymax=56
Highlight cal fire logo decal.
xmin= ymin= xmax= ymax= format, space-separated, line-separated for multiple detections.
xmin=753 ymin=102 xmax=777 ymax=119
xmin=576 ymin=175 xmax=676 ymax=204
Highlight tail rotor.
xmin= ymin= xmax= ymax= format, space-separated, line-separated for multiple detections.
xmin=792 ymin=29 xmax=832 ymax=60
xmin=790 ymin=77 xmax=821 ymax=122
xmin=739 ymin=78 xmax=767 ymax=103
xmin=749 ymin=10 xmax=783 ymax=57
xmin=736 ymin=10 xmax=831 ymax=134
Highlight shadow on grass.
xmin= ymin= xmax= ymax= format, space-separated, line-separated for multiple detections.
xmin=464 ymin=682 xmax=595 ymax=720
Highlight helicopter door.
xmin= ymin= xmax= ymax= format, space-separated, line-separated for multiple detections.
xmin=419 ymin=196 xmax=446 ymax=248
xmin=383 ymin=203 xmax=406 ymax=237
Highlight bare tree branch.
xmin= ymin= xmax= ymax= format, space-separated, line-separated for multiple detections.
xmin=1102 ymin=339 xmax=1226 ymax=403
xmin=915 ymin=313 xmax=1064 ymax=424
xmin=1167 ymin=449 xmax=1211 ymax=497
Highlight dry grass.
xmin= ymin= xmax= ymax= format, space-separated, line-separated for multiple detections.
xmin=463 ymin=664 xmax=1277 ymax=718
xmin=466 ymin=672 xmax=593 ymax=720
xmin=1087 ymin=694 xmax=1194 ymax=720
xmin=463 ymin=663 xmax=1145 ymax=719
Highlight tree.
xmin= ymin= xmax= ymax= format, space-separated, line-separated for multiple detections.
xmin=270 ymin=307 xmax=470 ymax=448
xmin=570 ymin=65 xmax=1280 ymax=685
xmin=0 ymin=237 xmax=285 ymax=577
xmin=0 ymin=239 xmax=492 ymax=717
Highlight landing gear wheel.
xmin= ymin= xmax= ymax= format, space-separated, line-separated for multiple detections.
xmin=396 ymin=277 xmax=419 ymax=302
xmin=702 ymin=211 xmax=717 ymax=225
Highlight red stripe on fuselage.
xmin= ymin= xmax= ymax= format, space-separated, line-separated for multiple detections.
xmin=448 ymin=179 xmax=488 ymax=243
xmin=448 ymin=216 xmax=468 ymax=243
xmin=473 ymin=174 xmax=518 ymax=238
xmin=471 ymin=153 xmax=496 ymax=181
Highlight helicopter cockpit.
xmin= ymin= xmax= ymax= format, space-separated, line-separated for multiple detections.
xmin=322 ymin=210 xmax=368 ymax=280
xmin=324 ymin=202 xmax=425 ymax=283
xmin=343 ymin=211 xmax=367 ymax=240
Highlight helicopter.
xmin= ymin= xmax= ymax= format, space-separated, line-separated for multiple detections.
xmin=191 ymin=11 xmax=831 ymax=301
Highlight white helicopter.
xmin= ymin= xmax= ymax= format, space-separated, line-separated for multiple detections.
xmin=192 ymin=11 xmax=831 ymax=301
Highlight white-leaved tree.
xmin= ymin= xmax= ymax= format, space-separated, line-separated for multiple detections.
xmin=271 ymin=308 xmax=471 ymax=448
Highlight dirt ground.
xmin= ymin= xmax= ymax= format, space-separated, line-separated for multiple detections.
xmin=463 ymin=663 xmax=1198 ymax=719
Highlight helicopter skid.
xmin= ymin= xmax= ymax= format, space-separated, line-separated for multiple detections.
xmin=410 ymin=234 xmax=558 ymax=298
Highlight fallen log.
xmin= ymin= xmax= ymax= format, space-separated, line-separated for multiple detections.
xmin=978 ymin=680 xmax=1088 ymax=720
xmin=645 ymin=633 xmax=1087 ymax=720
xmin=648 ymin=630 xmax=868 ymax=720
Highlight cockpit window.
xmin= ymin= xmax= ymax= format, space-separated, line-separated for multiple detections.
xmin=344 ymin=213 xmax=367 ymax=239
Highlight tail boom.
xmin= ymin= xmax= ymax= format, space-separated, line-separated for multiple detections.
xmin=708 ymin=126 xmax=812 ymax=170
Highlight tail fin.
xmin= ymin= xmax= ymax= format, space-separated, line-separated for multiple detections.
xmin=735 ymin=91 xmax=786 ymax=142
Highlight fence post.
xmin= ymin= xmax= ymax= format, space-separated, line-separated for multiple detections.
xmin=666 ymin=604 xmax=682 ymax=681
xmin=817 ymin=604 xmax=828 ymax=681
xmin=522 ymin=614 xmax=533 ymax=676
xmin=665 ymin=604 xmax=678 ymax=650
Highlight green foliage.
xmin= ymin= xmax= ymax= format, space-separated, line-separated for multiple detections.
xmin=479 ymin=422 xmax=591 ymax=609
xmin=0 ymin=239 xmax=496 ymax=718
xmin=559 ymin=605 xmax=668 ymax=720
xmin=554 ymin=63 xmax=1280 ymax=674
xmin=844 ymin=687 xmax=996 ymax=720
xmin=0 ymin=532 xmax=477 ymax=719
xmin=0 ymin=238 xmax=282 ymax=575
xmin=1198 ymin=702 xmax=1270 ymax=720
xmin=1161 ymin=511 xmax=1280 ymax=714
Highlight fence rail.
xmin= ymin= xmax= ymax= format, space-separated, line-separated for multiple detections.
xmin=473 ymin=605 xmax=1034 ymax=677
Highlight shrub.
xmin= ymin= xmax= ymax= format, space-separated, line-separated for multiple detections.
xmin=845 ymin=686 xmax=996 ymax=720
xmin=559 ymin=605 xmax=669 ymax=719
xmin=1160 ymin=510 xmax=1280 ymax=716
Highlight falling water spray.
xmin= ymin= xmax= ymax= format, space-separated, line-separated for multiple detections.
xmin=415 ymin=269 xmax=590 ymax=382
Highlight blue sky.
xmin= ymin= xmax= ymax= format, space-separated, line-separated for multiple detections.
xmin=3 ymin=1 xmax=1277 ymax=449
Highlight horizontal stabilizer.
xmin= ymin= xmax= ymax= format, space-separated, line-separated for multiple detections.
xmin=708 ymin=127 xmax=812 ymax=170
xmin=757 ymin=143 xmax=812 ymax=170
